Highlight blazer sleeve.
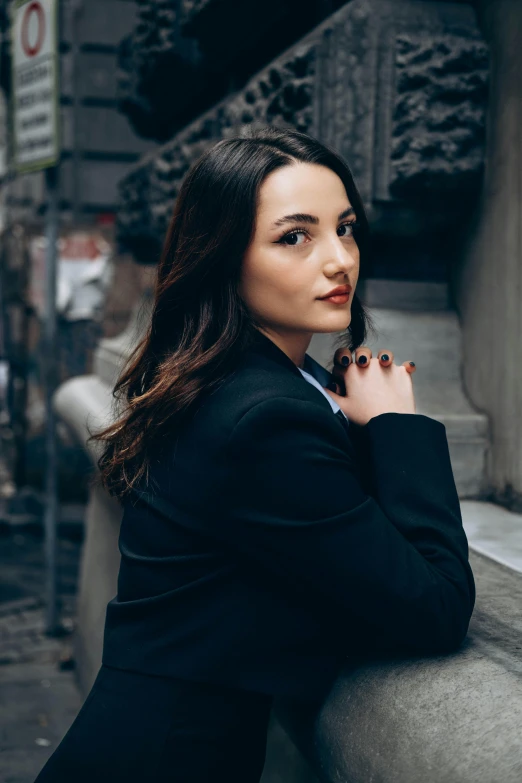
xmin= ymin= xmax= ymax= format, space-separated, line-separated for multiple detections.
xmin=222 ymin=398 xmax=475 ymax=656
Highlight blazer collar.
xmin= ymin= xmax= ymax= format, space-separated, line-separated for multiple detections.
xmin=248 ymin=329 xmax=356 ymax=457
xmin=249 ymin=329 xmax=304 ymax=378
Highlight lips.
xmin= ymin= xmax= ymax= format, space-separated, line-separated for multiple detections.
xmin=319 ymin=285 xmax=352 ymax=299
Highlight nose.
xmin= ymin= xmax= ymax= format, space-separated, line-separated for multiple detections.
xmin=323 ymin=235 xmax=358 ymax=277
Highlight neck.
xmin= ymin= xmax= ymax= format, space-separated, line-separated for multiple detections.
xmin=255 ymin=327 xmax=311 ymax=369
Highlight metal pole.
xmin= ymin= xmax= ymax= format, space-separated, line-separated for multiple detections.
xmin=44 ymin=163 xmax=59 ymax=634
xmin=69 ymin=0 xmax=83 ymax=224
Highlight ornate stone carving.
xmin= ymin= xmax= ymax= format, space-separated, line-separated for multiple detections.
xmin=179 ymin=0 xmax=210 ymax=27
xmin=116 ymin=0 xmax=203 ymax=142
xmin=390 ymin=32 xmax=489 ymax=198
xmin=117 ymin=0 xmax=489 ymax=267
xmin=312 ymin=2 xmax=376 ymax=202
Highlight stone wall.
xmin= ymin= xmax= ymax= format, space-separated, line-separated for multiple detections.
xmin=451 ymin=0 xmax=522 ymax=510
xmin=390 ymin=31 xmax=489 ymax=198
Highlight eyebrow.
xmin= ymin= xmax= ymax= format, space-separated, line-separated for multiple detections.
xmin=271 ymin=206 xmax=355 ymax=229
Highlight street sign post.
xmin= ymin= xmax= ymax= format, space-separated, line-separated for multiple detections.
xmin=11 ymin=0 xmax=61 ymax=634
xmin=11 ymin=0 xmax=60 ymax=173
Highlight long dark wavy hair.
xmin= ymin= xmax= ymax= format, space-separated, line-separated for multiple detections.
xmin=91 ymin=126 xmax=375 ymax=500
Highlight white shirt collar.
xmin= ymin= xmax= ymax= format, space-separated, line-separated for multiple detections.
xmin=297 ymin=365 xmax=348 ymax=421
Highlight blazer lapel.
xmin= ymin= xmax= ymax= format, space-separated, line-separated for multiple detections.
xmin=248 ymin=330 xmax=359 ymax=462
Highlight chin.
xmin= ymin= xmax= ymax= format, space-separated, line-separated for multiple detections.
xmin=325 ymin=312 xmax=352 ymax=330
xmin=312 ymin=320 xmax=351 ymax=334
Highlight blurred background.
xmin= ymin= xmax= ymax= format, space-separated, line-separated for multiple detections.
xmin=1 ymin=1 xmax=521 ymax=782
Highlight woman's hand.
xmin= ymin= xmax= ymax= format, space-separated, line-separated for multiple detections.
xmin=323 ymin=346 xmax=417 ymax=427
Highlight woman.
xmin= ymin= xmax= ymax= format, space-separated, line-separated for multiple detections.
xmin=34 ymin=126 xmax=475 ymax=782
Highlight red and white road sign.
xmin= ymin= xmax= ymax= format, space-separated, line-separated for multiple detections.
xmin=11 ymin=0 xmax=60 ymax=173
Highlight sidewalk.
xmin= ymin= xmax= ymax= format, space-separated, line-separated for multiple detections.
xmin=0 ymin=532 xmax=83 ymax=783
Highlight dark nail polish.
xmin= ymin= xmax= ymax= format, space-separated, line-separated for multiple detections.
xmin=381 ymin=354 xmax=389 ymax=362
xmin=327 ymin=382 xmax=337 ymax=391
xmin=409 ymin=361 xmax=415 ymax=367
xmin=358 ymin=355 xmax=367 ymax=365
xmin=341 ymin=356 xmax=350 ymax=366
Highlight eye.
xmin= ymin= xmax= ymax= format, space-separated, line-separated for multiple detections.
xmin=277 ymin=228 xmax=308 ymax=247
xmin=338 ymin=220 xmax=360 ymax=239
xmin=277 ymin=220 xmax=360 ymax=247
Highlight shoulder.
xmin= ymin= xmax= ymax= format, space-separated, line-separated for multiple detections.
xmin=154 ymin=356 xmax=355 ymax=514
xmin=193 ymin=359 xmax=336 ymax=447
xmin=223 ymin=393 xmax=346 ymax=467
xmin=160 ymin=347 xmax=348 ymax=486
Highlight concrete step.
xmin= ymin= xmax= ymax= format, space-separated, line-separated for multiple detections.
xmin=357 ymin=278 xmax=451 ymax=311
xmin=308 ymin=282 xmax=489 ymax=498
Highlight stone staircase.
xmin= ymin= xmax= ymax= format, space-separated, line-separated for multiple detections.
xmin=307 ymin=279 xmax=490 ymax=499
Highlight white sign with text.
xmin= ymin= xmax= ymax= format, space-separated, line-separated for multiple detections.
xmin=11 ymin=0 xmax=60 ymax=172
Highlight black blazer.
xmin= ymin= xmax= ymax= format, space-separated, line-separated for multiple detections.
xmin=102 ymin=329 xmax=475 ymax=699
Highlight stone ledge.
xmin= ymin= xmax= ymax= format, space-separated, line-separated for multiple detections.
xmin=53 ymin=376 xmax=113 ymax=466
xmin=275 ymin=550 xmax=522 ymax=783
xmin=461 ymin=500 xmax=522 ymax=574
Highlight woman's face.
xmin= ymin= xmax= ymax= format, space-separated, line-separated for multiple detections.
xmin=239 ymin=162 xmax=360 ymax=356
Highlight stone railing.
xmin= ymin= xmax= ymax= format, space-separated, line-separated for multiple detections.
xmin=276 ymin=549 xmax=522 ymax=782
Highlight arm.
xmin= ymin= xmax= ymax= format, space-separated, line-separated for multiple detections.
xmin=223 ymin=398 xmax=475 ymax=656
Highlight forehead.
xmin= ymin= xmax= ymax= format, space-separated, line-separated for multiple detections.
xmin=256 ymin=163 xmax=349 ymax=220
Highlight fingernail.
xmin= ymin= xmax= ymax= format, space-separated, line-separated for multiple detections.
xmin=327 ymin=382 xmax=337 ymax=391
xmin=357 ymin=355 xmax=367 ymax=365
xmin=409 ymin=361 xmax=415 ymax=367
xmin=381 ymin=354 xmax=389 ymax=362
xmin=341 ymin=356 xmax=350 ymax=366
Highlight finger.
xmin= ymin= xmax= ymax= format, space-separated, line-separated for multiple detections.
xmin=378 ymin=349 xmax=394 ymax=366
xmin=325 ymin=379 xmax=341 ymax=395
xmin=331 ymin=350 xmax=351 ymax=394
xmin=328 ymin=370 xmax=346 ymax=396
xmin=354 ymin=346 xmax=372 ymax=367
xmin=333 ymin=348 xmax=352 ymax=369
xmin=402 ymin=360 xmax=416 ymax=374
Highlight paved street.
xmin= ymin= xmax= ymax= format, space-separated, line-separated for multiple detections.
xmin=0 ymin=530 xmax=83 ymax=783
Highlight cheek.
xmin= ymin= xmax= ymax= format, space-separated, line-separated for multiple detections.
xmin=239 ymin=255 xmax=284 ymax=308
xmin=243 ymin=247 xmax=291 ymax=291
xmin=241 ymin=244 xmax=317 ymax=309
xmin=270 ymin=265 xmax=314 ymax=305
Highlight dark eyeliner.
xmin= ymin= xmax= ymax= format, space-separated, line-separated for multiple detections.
xmin=276 ymin=220 xmax=360 ymax=244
